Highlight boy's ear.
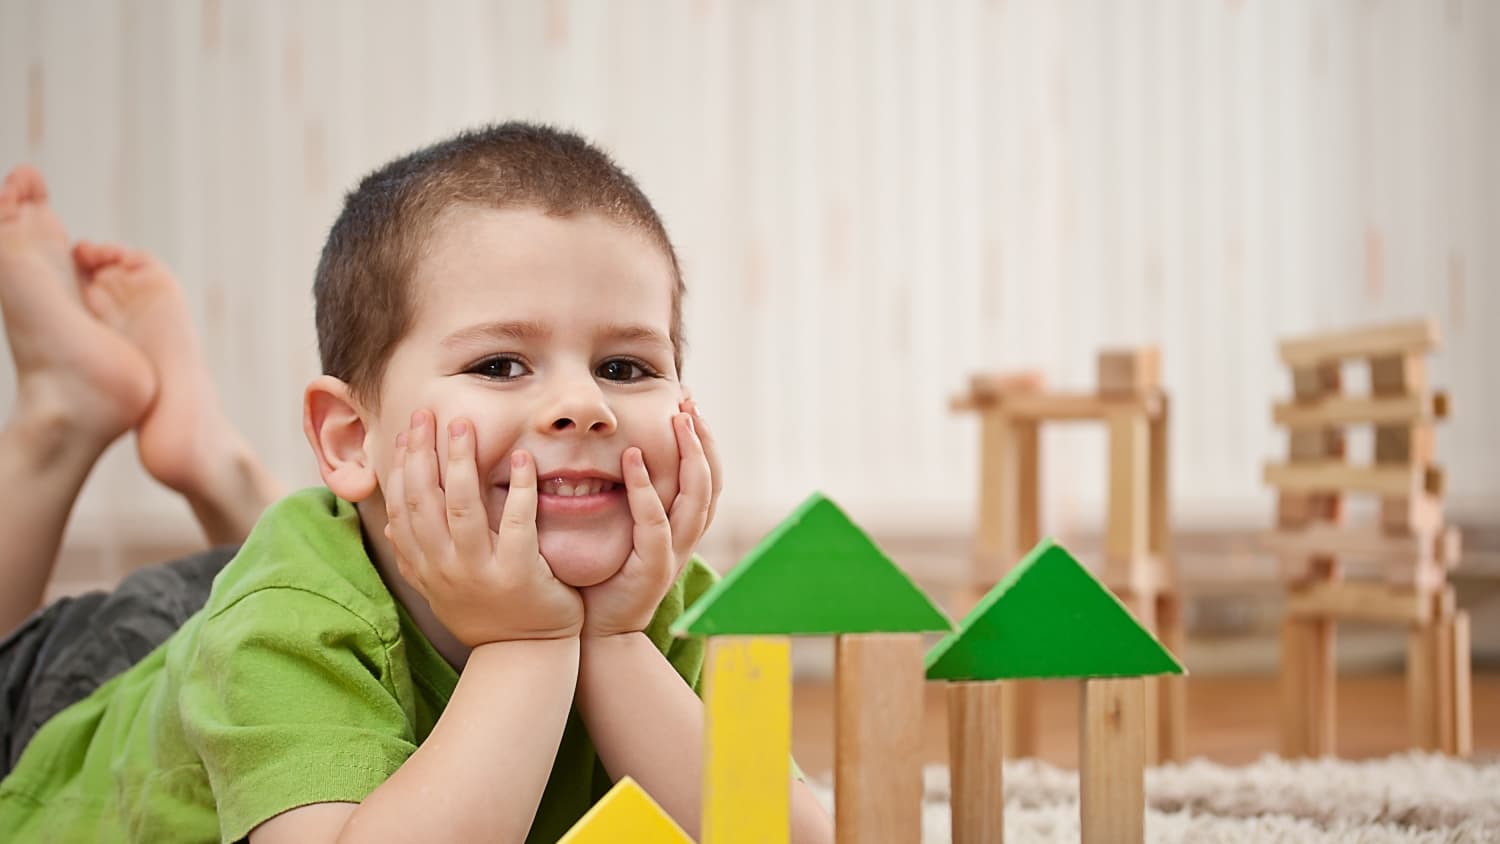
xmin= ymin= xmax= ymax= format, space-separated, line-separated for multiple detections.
xmin=303 ymin=375 xmax=378 ymax=503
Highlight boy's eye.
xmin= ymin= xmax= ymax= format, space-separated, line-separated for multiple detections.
xmin=468 ymin=356 xmax=530 ymax=380
xmin=596 ymin=358 xmax=655 ymax=382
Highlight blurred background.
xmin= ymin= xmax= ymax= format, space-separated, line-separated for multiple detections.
xmin=1 ymin=0 xmax=1496 ymax=687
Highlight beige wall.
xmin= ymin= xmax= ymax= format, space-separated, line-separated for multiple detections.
xmin=1 ymin=1 xmax=1496 ymax=571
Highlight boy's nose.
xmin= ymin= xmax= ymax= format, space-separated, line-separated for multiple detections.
xmin=537 ymin=379 xmax=617 ymax=435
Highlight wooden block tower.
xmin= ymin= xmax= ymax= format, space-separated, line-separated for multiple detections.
xmin=951 ymin=348 xmax=1184 ymax=763
xmin=927 ymin=539 xmax=1186 ymax=844
xmin=1261 ymin=319 xmax=1471 ymax=757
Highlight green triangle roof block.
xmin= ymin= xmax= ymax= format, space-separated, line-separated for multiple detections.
xmin=925 ymin=538 xmax=1185 ymax=681
xmin=670 ymin=492 xmax=951 ymax=637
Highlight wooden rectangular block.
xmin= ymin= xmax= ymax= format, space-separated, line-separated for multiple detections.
xmin=1279 ymin=319 xmax=1438 ymax=368
xmin=946 ymin=682 xmax=1006 ymax=844
xmin=1281 ymin=618 xmax=1336 ymax=758
xmin=1080 ymin=678 xmax=1146 ymax=844
xmin=1289 ymin=428 xmax=1346 ymax=462
xmin=1154 ymin=591 xmax=1187 ymax=764
xmin=1452 ymin=612 xmax=1473 ymax=757
xmin=1273 ymin=392 xmax=1447 ymax=428
xmin=835 ymin=634 xmax=925 ymax=844
xmin=1381 ymin=495 xmax=1444 ymax=536
xmin=1108 ymin=411 xmax=1151 ymax=563
xmin=1375 ymin=424 xmax=1434 ymax=465
xmin=1098 ymin=348 xmax=1161 ymax=396
xmin=1291 ymin=361 xmax=1342 ymax=401
xmin=1148 ymin=402 xmax=1171 ymax=557
xmin=703 ymin=637 xmax=791 ymax=844
xmin=975 ymin=411 xmax=1021 ymax=584
xmin=1369 ymin=353 xmax=1427 ymax=395
xmin=1264 ymin=462 xmax=1417 ymax=496
xmin=1286 ymin=580 xmax=1437 ymax=625
xmin=1407 ymin=625 xmax=1438 ymax=751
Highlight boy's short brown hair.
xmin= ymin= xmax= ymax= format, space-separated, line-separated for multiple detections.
xmin=313 ymin=122 xmax=685 ymax=409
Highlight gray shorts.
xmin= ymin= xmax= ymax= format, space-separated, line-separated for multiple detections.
xmin=0 ymin=547 xmax=234 ymax=777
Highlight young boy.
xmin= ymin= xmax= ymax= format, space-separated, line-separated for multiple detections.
xmin=0 ymin=126 xmax=833 ymax=842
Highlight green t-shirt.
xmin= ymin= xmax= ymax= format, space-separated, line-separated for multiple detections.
xmin=0 ymin=488 xmax=718 ymax=843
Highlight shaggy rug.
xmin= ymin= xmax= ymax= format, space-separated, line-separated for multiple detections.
xmin=808 ymin=753 xmax=1500 ymax=842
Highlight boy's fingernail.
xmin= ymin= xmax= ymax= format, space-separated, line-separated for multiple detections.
xmin=395 ymin=432 xmax=408 ymax=448
xmin=448 ymin=420 xmax=465 ymax=439
xmin=689 ymin=400 xmax=703 ymax=420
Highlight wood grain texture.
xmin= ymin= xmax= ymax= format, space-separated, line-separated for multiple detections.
xmin=946 ymin=682 xmax=1006 ymax=844
xmin=835 ymin=634 xmax=924 ymax=844
xmin=1079 ymin=678 xmax=1145 ymax=844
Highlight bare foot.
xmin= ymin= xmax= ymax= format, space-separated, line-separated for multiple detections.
xmin=0 ymin=166 xmax=155 ymax=450
xmin=73 ymin=240 xmax=281 ymax=543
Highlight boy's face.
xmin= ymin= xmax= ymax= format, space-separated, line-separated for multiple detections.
xmin=364 ymin=205 xmax=683 ymax=588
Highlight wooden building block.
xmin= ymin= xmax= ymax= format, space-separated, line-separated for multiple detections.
xmin=558 ymin=778 xmax=693 ymax=844
xmin=975 ymin=411 xmax=1022 ymax=584
xmin=1016 ymin=420 xmax=1042 ymax=552
xmin=1154 ymin=591 xmax=1187 ymax=763
xmin=1369 ymin=353 xmax=1427 ymax=395
xmin=1375 ymin=424 xmax=1435 ymax=465
xmin=1281 ymin=618 xmax=1336 ymax=758
xmin=702 ymin=637 xmax=791 ymax=844
xmin=1079 ymin=678 xmax=1145 ymax=844
xmin=1285 ymin=580 xmax=1439 ymax=626
xmin=1289 ymin=428 xmax=1346 ymax=462
xmin=1107 ymin=410 xmax=1151 ymax=565
xmin=946 ymin=682 xmax=1006 ymax=844
xmin=1097 ymin=348 xmax=1161 ymax=396
xmin=1280 ymin=621 xmax=1308 ymax=758
xmin=994 ymin=390 xmax=1164 ymax=421
xmin=1263 ymin=462 xmax=1417 ymax=496
xmin=1452 ymin=612 xmax=1473 ymax=757
xmin=1433 ymin=616 xmax=1457 ymax=753
xmin=970 ymin=371 xmax=1045 ymax=400
xmin=1408 ymin=623 xmax=1439 ymax=751
xmin=1380 ymin=494 xmax=1444 ymax=537
xmin=1148 ymin=400 xmax=1171 ymax=558
xmin=835 ymin=634 xmax=924 ymax=844
xmin=1273 ymin=392 xmax=1447 ymax=428
xmin=1117 ymin=591 xmax=1159 ymax=766
xmin=1279 ymin=319 xmax=1439 ymax=367
xmin=1291 ymin=361 xmax=1342 ymax=401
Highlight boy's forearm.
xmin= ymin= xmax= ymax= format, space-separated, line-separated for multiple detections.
xmin=577 ymin=634 xmax=833 ymax=843
xmin=336 ymin=637 xmax=580 ymax=844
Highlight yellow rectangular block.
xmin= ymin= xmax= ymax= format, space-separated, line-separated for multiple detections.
xmin=703 ymin=637 xmax=792 ymax=844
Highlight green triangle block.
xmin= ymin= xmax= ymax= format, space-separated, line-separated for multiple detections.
xmin=925 ymin=539 xmax=1185 ymax=680
xmin=670 ymin=493 xmax=951 ymax=637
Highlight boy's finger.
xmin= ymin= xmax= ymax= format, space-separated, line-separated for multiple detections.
xmin=384 ymin=434 xmax=425 ymax=575
xmin=404 ymin=410 xmax=452 ymax=561
xmin=624 ymin=448 xmax=672 ymax=566
xmin=686 ymin=400 xmax=723 ymax=530
xmin=496 ymin=450 xmax=539 ymax=561
xmin=669 ymin=414 xmax=711 ymax=560
xmin=443 ymin=418 xmax=492 ymax=566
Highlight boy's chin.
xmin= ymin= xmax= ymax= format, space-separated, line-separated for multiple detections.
xmin=539 ymin=532 xmax=629 ymax=588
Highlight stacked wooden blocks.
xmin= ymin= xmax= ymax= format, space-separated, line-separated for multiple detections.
xmin=1261 ymin=319 xmax=1471 ymax=758
xmin=949 ymin=348 xmax=1185 ymax=764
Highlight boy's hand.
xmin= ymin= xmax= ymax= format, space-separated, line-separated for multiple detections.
xmin=384 ymin=410 xmax=584 ymax=646
xmin=581 ymin=401 xmax=720 ymax=638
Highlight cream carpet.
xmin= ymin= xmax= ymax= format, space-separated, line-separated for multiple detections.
xmin=810 ymin=753 xmax=1500 ymax=842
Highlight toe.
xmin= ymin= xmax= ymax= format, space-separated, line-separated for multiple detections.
xmin=73 ymin=240 xmax=128 ymax=276
xmin=7 ymin=166 xmax=48 ymax=205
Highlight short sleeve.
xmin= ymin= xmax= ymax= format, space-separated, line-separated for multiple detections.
xmin=177 ymin=588 xmax=415 ymax=842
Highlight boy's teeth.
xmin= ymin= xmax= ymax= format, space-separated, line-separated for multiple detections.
xmin=545 ymin=479 xmax=611 ymax=496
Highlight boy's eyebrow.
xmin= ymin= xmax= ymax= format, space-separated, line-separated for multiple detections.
xmin=441 ymin=320 xmax=551 ymax=348
xmin=440 ymin=320 xmax=672 ymax=350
